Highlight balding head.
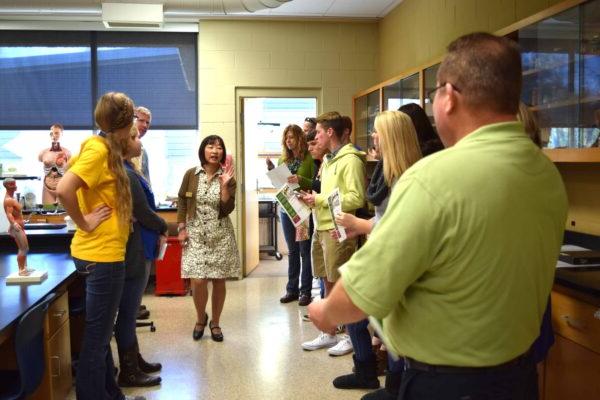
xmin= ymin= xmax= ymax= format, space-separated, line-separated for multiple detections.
xmin=437 ymin=32 xmax=522 ymax=115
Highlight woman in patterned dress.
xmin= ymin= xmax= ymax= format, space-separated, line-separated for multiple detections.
xmin=177 ymin=135 xmax=238 ymax=342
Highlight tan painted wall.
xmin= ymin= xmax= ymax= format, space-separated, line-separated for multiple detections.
xmin=199 ymin=20 xmax=379 ymax=147
xmin=198 ymin=19 xmax=379 ymax=247
xmin=558 ymin=165 xmax=600 ymax=236
xmin=378 ymin=0 xmax=566 ymax=82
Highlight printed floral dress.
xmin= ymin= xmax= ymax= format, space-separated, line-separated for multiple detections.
xmin=181 ymin=168 xmax=239 ymax=279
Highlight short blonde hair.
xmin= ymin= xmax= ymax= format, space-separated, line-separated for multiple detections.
xmin=517 ymin=102 xmax=542 ymax=148
xmin=135 ymin=106 xmax=152 ymax=119
xmin=375 ymin=110 xmax=422 ymax=186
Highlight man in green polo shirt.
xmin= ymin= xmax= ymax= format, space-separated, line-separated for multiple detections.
xmin=308 ymin=32 xmax=568 ymax=399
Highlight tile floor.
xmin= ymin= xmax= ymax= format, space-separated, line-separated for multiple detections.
xmin=67 ymin=259 xmax=380 ymax=399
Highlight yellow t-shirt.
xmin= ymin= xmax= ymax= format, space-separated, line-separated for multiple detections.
xmin=69 ymin=136 xmax=129 ymax=262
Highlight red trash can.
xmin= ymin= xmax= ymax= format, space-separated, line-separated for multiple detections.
xmin=155 ymin=237 xmax=189 ymax=295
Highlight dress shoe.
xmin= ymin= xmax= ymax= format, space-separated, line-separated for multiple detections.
xmin=279 ymin=292 xmax=299 ymax=303
xmin=209 ymin=321 xmax=224 ymax=342
xmin=193 ymin=313 xmax=209 ymax=341
xmin=137 ymin=308 xmax=150 ymax=320
xmin=298 ymin=293 xmax=312 ymax=306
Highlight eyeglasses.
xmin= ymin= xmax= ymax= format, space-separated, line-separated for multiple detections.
xmin=305 ymin=117 xmax=316 ymax=124
xmin=426 ymin=83 xmax=461 ymax=104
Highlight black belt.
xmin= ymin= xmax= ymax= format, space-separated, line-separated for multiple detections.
xmin=404 ymin=349 xmax=532 ymax=374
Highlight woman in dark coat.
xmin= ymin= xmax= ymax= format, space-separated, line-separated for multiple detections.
xmin=114 ymin=126 xmax=167 ymax=387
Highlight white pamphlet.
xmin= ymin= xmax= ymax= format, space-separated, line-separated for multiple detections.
xmin=266 ymin=164 xmax=300 ymax=190
xmin=327 ymin=188 xmax=347 ymax=242
xmin=157 ymin=241 xmax=168 ymax=261
xmin=275 ymin=184 xmax=311 ymax=228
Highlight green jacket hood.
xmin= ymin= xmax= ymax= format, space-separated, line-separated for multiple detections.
xmin=328 ymin=143 xmax=366 ymax=164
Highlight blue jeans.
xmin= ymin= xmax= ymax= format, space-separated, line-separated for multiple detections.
xmin=347 ymin=318 xmax=374 ymax=362
xmin=73 ymin=258 xmax=126 ymax=400
xmin=280 ymin=212 xmax=312 ymax=295
xmin=114 ymin=260 xmax=151 ymax=351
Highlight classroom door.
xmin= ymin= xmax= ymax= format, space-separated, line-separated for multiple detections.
xmin=238 ymin=90 xmax=319 ymax=276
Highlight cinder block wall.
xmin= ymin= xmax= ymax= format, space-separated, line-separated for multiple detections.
xmin=197 ymin=19 xmax=379 ymax=255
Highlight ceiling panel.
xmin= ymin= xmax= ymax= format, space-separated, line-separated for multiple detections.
xmin=0 ymin=0 xmax=404 ymax=19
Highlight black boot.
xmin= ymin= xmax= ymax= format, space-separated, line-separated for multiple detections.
xmin=118 ymin=346 xmax=162 ymax=387
xmin=361 ymin=371 xmax=402 ymax=399
xmin=134 ymin=340 xmax=162 ymax=373
xmin=333 ymin=355 xmax=380 ymax=390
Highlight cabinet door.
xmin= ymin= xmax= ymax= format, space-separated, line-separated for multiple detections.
xmin=544 ymin=334 xmax=600 ymax=400
xmin=31 ymin=320 xmax=72 ymax=400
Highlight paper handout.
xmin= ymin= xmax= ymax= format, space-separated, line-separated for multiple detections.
xmin=275 ymin=184 xmax=311 ymax=227
xmin=266 ymin=164 xmax=300 ymax=190
xmin=327 ymin=188 xmax=347 ymax=242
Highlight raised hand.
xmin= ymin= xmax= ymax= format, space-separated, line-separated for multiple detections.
xmin=219 ymin=162 xmax=235 ymax=188
xmin=265 ymin=157 xmax=275 ymax=171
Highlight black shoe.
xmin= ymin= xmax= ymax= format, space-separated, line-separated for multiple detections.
xmin=193 ymin=313 xmax=208 ymax=341
xmin=298 ymin=293 xmax=312 ymax=306
xmin=333 ymin=355 xmax=380 ymax=390
xmin=361 ymin=371 xmax=402 ymax=400
xmin=280 ymin=292 xmax=299 ymax=303
xmin=139 ymin=305 xmax=147 ymax=311
xmin=209 ymin=321 xmax=224 ymax=342
xmin=137 ymin=308 xmax=150 ymax=320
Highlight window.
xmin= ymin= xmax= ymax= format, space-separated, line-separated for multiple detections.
xmin=0 ymin=30 xmax=199 ymax=205
xmin=0 ymin=31 xmax=92 ymax=129
xmin=96 ymin=32 xmax=197 ymax=128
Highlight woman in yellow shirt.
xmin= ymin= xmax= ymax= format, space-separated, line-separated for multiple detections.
xmin=57 ymin=92 xmax=139 ymax=400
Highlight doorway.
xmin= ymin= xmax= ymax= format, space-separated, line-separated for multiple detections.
xmin=237 ymin=88 xmax=320 ymax=276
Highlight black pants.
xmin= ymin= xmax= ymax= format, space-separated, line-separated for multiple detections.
xmin=398 ymin=354 xmax=538 ymax=400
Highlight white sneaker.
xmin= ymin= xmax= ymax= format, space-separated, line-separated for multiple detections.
xmin=327 ymin=335 xmax=353 ymax=356
xmin=301 ymin=332 xmax=338 ymax=351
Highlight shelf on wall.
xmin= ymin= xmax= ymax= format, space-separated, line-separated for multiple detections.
xmin=544 ymin=147 xmax=600 ymax=162
xmin=522 ymin=59 xmax=575 ymax=77
xmin=530 ymin=96 xmax=600 ymax=112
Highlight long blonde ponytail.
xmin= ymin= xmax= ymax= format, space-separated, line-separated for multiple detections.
xmin=94 ymin=92 xmax=134 ymax=228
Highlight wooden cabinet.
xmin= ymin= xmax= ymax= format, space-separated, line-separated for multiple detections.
xmin=515 ymin=0 xmax=600 ymax=157
xmin=30 ymin=290 xmax=72 ymax=400
xmin=544 ymin=335 xmax=600 ymax=400
xmin=352 ymin=0 xmax=600 ymax=163
xmin=542 ymin=289 xmax=600 ymax=400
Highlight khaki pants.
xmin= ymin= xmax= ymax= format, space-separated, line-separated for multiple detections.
xmin=311 ymin=229 xmax=357 ymax=283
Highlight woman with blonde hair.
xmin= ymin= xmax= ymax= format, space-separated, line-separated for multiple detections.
xmin=57 ymin=92 xmax=143 ymax=400
xmin=336 ymin=110 xmax=422 ymax=237
xmin=331 ymin=110 xmax=422 ymax=391
xmin=114 ymin=126 xmax=167 ymax=388
xmin=266 ymin=124 xmax=314 ymax=306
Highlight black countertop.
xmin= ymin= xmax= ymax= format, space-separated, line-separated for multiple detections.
xmin=0 ymin=253 xmax=75 ymax=336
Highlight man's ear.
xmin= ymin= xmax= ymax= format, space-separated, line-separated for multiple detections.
xmin=444 ymin=83 xmax=458 ymax=115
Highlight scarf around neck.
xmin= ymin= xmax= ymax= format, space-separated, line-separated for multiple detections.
xmin=366 ymin=160 xmax=389 ymax=206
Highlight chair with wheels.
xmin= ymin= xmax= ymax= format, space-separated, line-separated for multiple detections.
xmin=0 ymin=292 xmax=56 ymax=400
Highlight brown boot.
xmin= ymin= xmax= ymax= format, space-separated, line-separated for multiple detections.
xmin=134 ymin=340 xmax=162 ymax=373
xmin=118 ymin=346 xmax=161 ymax=387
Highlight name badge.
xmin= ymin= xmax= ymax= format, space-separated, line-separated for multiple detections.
xmin=185 ymin=192 xmax=193 ymax=198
